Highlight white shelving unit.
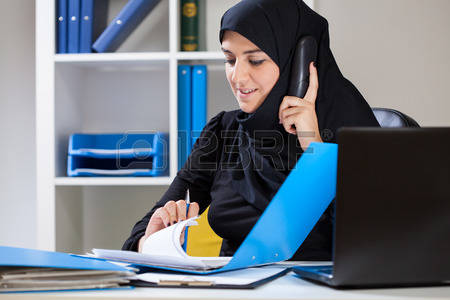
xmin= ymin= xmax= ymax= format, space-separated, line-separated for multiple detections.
xmin=54 ymin=177 xmax=173 ymax=186
xmin=36 ymin=0 xmax=314 ymax=253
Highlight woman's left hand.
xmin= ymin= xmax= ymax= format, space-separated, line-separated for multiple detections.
xmin=278 ymin=62 xmax=322 ymax=151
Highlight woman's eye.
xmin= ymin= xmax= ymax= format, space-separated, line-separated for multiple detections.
xmin=249 ymin=59 xmax=265 ymax=66
xmin=225 ymin=59 xmax=236 ymax=65
xmin=224 ymin=58 xmax=265 ymax=66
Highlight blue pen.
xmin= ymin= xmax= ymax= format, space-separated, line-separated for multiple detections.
xmin=183 ymin=189 xmax=190 ymax=252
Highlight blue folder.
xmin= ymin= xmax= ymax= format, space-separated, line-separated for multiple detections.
xmin=67 ymin=0 xmax=80 ymax=53
xmin=0 ymin=246 xmax=127 ymax=272
xmin=130 ymin=142 xmax=338 ymax=274
xmin=56 ymin=0 xmax=68 ymax=53
xmin=191 ymin=65 xmax=207 ymax=146
xmin=79 ymin=0 xmax=93 ymax=53
xmin=92 ymin=0 xmax=162 ymax=53
xmin=178 ymin=65 xmax=192 ymax=169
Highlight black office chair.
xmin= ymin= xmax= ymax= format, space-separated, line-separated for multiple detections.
xmin=371 ymin=108 xmax=420 ymax=128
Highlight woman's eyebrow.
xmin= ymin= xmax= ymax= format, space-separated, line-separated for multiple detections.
xmin=221 ymin=47 xmax=262 ymax=55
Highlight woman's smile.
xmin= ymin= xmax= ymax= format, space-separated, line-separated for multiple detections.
xmin=237 ymin=88 xmax=257 ymax=99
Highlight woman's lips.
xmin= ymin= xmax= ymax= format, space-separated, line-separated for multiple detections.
xmin=237 ymin=88 xmax=257 ymax=99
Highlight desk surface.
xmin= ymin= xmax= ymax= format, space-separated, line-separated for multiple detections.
xmin=3 ymin=271 xmax=450 ymax=300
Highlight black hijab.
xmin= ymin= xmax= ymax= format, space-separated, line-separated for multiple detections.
xmin=219 ymin=0 xmax=379 ymax=211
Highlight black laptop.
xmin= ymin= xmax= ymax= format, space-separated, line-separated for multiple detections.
xmin=293 ymin=127 xmax=450 ymax=288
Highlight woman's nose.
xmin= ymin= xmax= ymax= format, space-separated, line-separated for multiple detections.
xmin=231 ymin=60 xmax=249 ymax=84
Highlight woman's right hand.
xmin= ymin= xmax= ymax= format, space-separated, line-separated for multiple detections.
xmin=138 ymin=200 xmax=199 ymax=252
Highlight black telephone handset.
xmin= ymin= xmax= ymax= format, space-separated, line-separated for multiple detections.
xmin=288 ymin=36 xmax=318 ymax=98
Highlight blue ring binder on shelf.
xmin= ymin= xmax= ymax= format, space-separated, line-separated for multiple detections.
xmin=67 ymin=133 xmax=169 ymax=177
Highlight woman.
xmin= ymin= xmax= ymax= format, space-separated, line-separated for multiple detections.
xmin=123 ymin=0 xmax=379 ymax=260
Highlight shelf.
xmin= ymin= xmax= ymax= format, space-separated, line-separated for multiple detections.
xmin=55 ymin=176 xmax=173 ymax=186
xmin=53 ymin=52 xmax=226 ymax=68
xmin=176 ymin=51 xmax=225 ymax=61
xmin=54 ymin=52 xmax=171 ymax=66
xmin=54 ymin=51 xmax=225 ymax=63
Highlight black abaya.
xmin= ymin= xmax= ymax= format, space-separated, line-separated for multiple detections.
xmin=122 ymin=0 xmax=379 ymax=260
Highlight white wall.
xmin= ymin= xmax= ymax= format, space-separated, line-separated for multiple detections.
xmin=315 ymin=0 xmax=450 ymax=126
xmin=0 ymin=0 xmax=36 ymax=247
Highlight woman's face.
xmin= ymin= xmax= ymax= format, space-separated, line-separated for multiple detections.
xmin=221 ymin=31 xmax=280 ymax=113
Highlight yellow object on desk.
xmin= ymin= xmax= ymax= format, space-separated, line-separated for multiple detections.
xmin=186 ymin=206 xmax=223 ymax=257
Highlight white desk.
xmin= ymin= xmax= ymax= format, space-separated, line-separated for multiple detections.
xmin=3 ymin=271 xmax=450 ymax=300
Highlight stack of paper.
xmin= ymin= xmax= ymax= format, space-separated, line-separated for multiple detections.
xmin=0 ymin=246 xmax=134 ymax=293
xmin=0 ymin=267 xmax=132 ymax=292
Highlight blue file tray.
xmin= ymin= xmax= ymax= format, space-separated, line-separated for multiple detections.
xmin=67 ymin=133 xmax=169 ymax=177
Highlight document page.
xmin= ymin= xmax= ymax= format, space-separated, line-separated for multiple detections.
xmin=93 ymin=217 xmax=231 ymax=270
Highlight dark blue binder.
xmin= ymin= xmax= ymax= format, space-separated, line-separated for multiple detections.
xmin=178 ymin=65 xmax=192 ymax=169
xmin=92 ymin=0 xmax=162 ymax=53
xmin=92 ymin=0 xmax=109 ymax=42
xmin=56 ymin=0 xmax=68 ymax=53
xmin=191 ymin=65 xmax=207 ymax=146
xmin=67 ymin=0 xmax=80 ymax=53
xmin=79 ymin=0 xmax=93 ymax=53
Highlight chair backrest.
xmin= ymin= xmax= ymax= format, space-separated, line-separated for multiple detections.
xmin=372 ymin=107 xmax=420 ymax=128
